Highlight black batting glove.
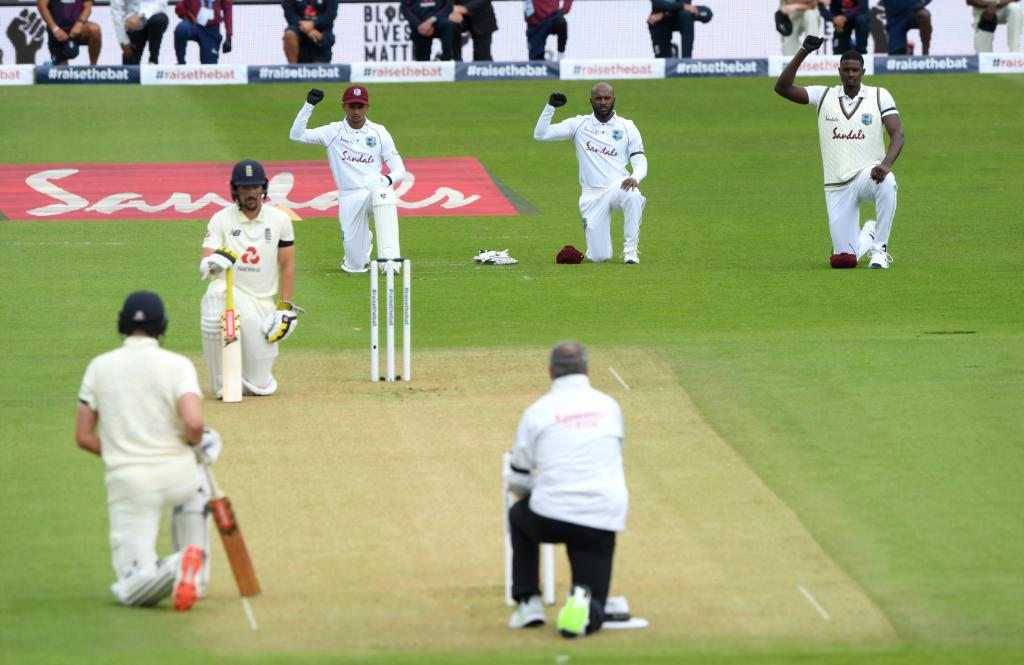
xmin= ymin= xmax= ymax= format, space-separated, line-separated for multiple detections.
xmin=548 ymin=92 xmax=567 ymax=108
xmin=802 ymin=35 xmax=824 ymax=52
xmin=307 ymin=88 xmax=324 ymax=105
xmin=222 ymin=38 xmax=232 ymax=53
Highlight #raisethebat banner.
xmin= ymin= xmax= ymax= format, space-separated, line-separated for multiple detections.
xmin=0 ymin=2 xmax=993 ymax=68
xmin=0 ymin=159 xmax=519 ymax=221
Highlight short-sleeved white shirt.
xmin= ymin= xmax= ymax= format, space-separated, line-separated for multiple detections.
xmin=511 ymin=374 xmax=628 ymax=532
xmin=290 ymin=104 xmax=400 ymax=192
xmin=536 ymin=108 xmax=645 ymax=191
xmin=202 ymin=204 xmax=295 ymax=299
xmin=806 ymin=84 xmax=898 ymax=118
xmin=79 ymin=336 xmax=202 ymax=501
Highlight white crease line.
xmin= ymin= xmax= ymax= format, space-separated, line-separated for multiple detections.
xmin=797 ymin=585 xmax=831 ymax=621
xmin=241 ymin=596 xmax=259 ymax=631
xmin=608 ymin=366 xmax=631 ymax=391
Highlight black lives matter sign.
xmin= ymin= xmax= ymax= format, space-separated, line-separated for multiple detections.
xmin=363 ymin=3 xmax=413 ymax=61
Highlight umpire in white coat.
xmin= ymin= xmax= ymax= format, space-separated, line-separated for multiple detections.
xmin=506 ymin=341 xmax=628 ymax=637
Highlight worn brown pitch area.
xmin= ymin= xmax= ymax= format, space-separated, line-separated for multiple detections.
xmin=190 ymin=348 xmax=896 ymax=654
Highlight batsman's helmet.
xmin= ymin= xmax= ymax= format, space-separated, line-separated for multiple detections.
xmin=118 ymin=291 xmax=168 ymax=337
xmin=230 ymin=159 xmax=269 ymax=201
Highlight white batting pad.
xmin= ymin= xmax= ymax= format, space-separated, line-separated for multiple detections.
xmin=200 ymin=290 xmax=227 ymax=395
xmin=110 ymin=552 xmax=179 ymax=607
xmin=371 ymin=187 xmax=401 ymax=260
xmin=170 ymin=470 xmax=212 ymax=587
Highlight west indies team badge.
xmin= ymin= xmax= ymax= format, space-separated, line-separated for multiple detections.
xmin=861 ymin=113 xmax=874 ymax=126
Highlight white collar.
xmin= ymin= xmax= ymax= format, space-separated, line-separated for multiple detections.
xmin=550 ymin=374 xmax=591 ymax=391
xmin=123 ymin=336 xmax=159 ymax=348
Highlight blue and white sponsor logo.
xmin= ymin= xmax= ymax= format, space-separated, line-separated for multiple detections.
xmin=455 ymin=61 xmax=558 ymax=81
xmin=36 ymin=65 xmax=139 ymax=84
xmin=876 ymin=55 xmax=977 ymax=74
xmin=861 ymin=113 xmax=873 ymax=126
xmin=248 ymin=64 xmax=350 ymax=83
xmin=668 ymin=58 xmax=767 ymax=78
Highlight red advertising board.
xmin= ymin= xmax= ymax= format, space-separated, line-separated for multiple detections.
xmin=0 ymin=158 xmax=518 ymax=221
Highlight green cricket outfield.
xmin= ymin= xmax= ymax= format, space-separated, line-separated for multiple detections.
xmin=0 ymin=75 xmax=1022 ymax=665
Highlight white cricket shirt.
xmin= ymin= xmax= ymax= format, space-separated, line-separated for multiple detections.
xmin=290 ymin=103 xmax=402 ymax=192
xmin=511 ymin=374 xmax=628 ymax=532
xmin=807 ymin=84 xmax=897 ymax=189
xmin=534 ymin=106 xmax=646 ymax=191
xmin=202 ymin=204 xmax=295 ymax=299
xmin=78 ymin=336 xmax=202 ymax=502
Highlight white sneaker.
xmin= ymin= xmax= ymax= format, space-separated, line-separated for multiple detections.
xmin=341 ymin=261 xmax=369 ymax=274
xmin=623 ymin=248 xmax=640 ymax=264
xmin=508 ymin=595 xmax=546 ymax=629
xmin=858 ymin=220 xmax=876 ymax=258
xmin=869 ymin=245 xmax=892 ymax=269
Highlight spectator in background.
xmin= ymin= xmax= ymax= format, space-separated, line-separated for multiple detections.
xmin=883 ymin=0 xmax=930 ymax=54
xmin=827 ymin=0 xmax=870 ymax=53
xmin=282 ymin=0 xmax=337 ymax=64
xmin=450 ymin=0 xmax=497 ymax=61
xmin=968 ymin=0 xmax=1022 ymax=53
xmin=174 ymin=0 xmax=233 ymax=64
xmin=401 ymin=0 xmax=455 ymax=61
xmin=110 ymin=0 xmax=169 ymax=64
xmin=37 ymin=0 xmax=102 ymax=65
xmin=525 ymin=0 xmax=571 ymax=61
xmin=869 ymin=1 xmax=888 ymax=51
xmin=647 ymin=2 xmax=713 ymax=59
xmin=777 ymin=1 xmax=821 ymax=56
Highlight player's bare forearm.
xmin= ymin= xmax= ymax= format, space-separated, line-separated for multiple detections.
xmin=75 ymin=403 xmax=102 ymax=456
xmin=177 ymin=393 xmax=204 ymax=444
xmin=882 ymin=114 xmax=904 ymax=168
xmin=278 ymin=246 xmax=296 ymax=302
xmin=774 ymin=50 xmax=810 ymax=104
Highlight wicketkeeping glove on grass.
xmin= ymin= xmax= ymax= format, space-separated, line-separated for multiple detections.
xmin=262 ymin=300 xmax=306 ymax=343
xmin=196 ymin=427 xmax=222 ymax=465
xmin=199 ymin=247 xmax=238 ymax=279
xmin=474 ymin=249 xmax=519 ymax=265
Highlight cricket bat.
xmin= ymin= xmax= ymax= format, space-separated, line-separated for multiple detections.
xmin=222 ymin=267 xmax=242 ymax=403
xmin=203 ymin=464 xmax=261 ymax=597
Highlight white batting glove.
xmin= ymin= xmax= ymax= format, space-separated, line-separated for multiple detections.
xmin=199 ymin=247 xmax=238 ymax=279
xmin=363 ymin=174 xmax=393 ymax=189
xmin=262 ymin=300 xmax=306 ymax=343
xmin=195 ymin=427 xmax=222 ymax=465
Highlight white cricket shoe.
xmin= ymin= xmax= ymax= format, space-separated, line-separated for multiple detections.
xmin=869 ymin=245 xmax=892 ymax=269
xmin=341 ymin=260 xmax=369 ymax=274
xmin=623 ymin=248 xmax=640 ymax=264
xmin=858 ymin=220 xmax=877 ymax=258
xmin=508 ymin=595 xmax=546 ymax=629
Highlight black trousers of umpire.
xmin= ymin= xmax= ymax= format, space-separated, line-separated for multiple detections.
xmin=509 ymin=499 xmax=615 ymax=632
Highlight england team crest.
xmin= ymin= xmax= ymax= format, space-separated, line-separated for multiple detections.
xmin=861 ymin=113 xmax=874 ymax=126
xmin=612 ymin=129 xmax=623 ymax=140
xmin=367 ymin=136 xmax=377 ymax=147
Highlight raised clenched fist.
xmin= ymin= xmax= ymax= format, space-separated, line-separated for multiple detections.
xmin=802 ymin=35 xmax=824 ymax=52
xmin=307 ymin=88 xmax=324 ymax=105
xmin=549 ymin=92 xmax=567 ymax=108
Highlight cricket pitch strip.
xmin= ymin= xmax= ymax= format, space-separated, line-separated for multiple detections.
xmin=191 ymin=348 xmax=897 ymax=654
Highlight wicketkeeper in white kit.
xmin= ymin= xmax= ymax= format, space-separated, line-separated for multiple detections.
xmin=534 ymin=82 xmax=647 ymax=264
xmin=774 ymin=39 xmax=905 ymax=269
xmin=76 ymin=290 xmax=220 ymax=610
xmin=289 ymin=85 xmax=406 ymax=273
xmin=199 ymin=159 xmax=300 ymax=397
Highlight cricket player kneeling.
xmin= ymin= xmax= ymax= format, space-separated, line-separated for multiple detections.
xmin=76 ymin=291 xmax=219 ymax=611
xmin=199 ymin=159 xmax=299 ymax=397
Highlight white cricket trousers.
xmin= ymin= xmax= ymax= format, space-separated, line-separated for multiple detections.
xmin=108 ymin=477 xmax=197 ymax=606
xmin=973 ymin=5 xmax=1023 ymax=53
xmin=338 ymin=187 xmax=375 ymax=271
xmin=824 ymin=166 xmax=897 ymax=255
xmin=781 ymin=8 xmax=821 ymax=56
xmin=579 ymin=185 xmax=645 ymax=262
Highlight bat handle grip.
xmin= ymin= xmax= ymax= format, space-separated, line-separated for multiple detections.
xmin=202 ymin=462 xmax=226 ymax=500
